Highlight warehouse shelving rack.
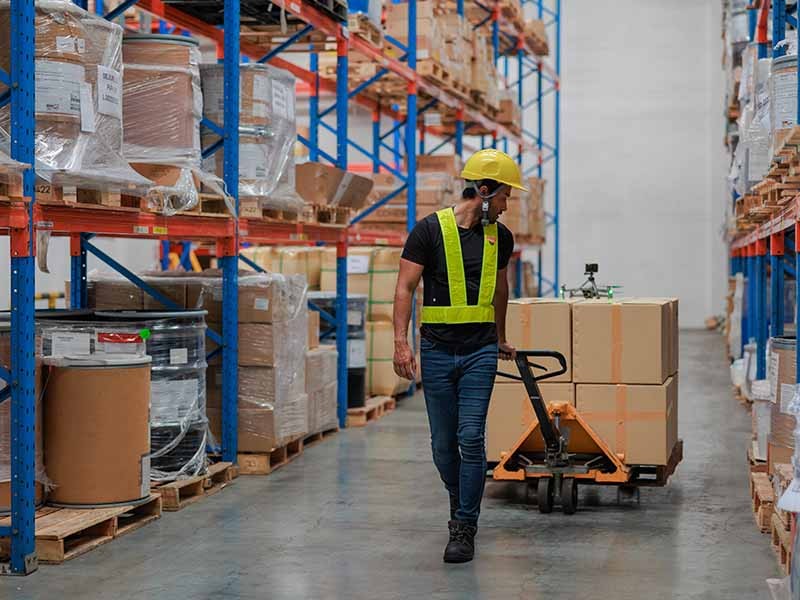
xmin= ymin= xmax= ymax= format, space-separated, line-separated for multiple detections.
xmin=0 ymin=0 xmax=557 ymax=574
xmin=730 ymin=2 xmax=799 ymax=412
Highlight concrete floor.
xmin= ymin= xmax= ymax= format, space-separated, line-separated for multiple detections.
xmin=0 ymin=330 xmax=781 ymax=599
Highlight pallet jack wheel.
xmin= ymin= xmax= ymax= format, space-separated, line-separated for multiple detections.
xmin=537 ymin=478 xmax=555 ymax=514
xmin=561 ymin=478 xmax=578 ymax=515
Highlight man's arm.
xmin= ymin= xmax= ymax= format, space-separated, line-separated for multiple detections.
xmin=393 ymin=258 xmax=424 ymax=380
xmin=494 ymin=267 xmax=515 ymax=360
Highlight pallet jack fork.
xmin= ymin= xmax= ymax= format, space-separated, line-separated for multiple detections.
xmin=493 ymin=350 xmax=631 ymax=514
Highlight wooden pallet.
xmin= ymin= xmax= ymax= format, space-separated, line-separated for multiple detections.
xmin=304 ymin=0 xmax=347 ymax=22
xmin=418 ymin=59 xmax=451 ymax=88
xmin=751 ymin=471 xmax=775 ymax=533
xmin=347 ymin=395 xmax=396 ymax=427
xmin=771 ymin=511 xmax=795 ymax=575
xmin=238 ymin=436 xmax=304 ymax=476
xmin=303 ymin=427 xmax=339 ymax=450
xmin=153 ymin=462 xmax=237 ymax=511
xmin=36 ymin=183 xmax=142 ymax=211
xmin=303 ymin=203 xmax=352 ymax=225
xmin=0 ymin=494 xmax=161 ymax=564
xmin=347 ymin=13 xmax=382 ymax=48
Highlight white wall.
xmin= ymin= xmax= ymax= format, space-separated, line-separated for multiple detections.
xmin=552 ymin=0 xmax=728 ymax=327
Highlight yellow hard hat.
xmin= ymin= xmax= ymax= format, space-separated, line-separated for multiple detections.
xmin=460 ymin=149 xmax=528 ymax=191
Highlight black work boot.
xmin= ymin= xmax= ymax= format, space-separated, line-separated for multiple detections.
xmin=448 ymin=493 xmax=459 ymax=520
xmin=443 ymin=520 xmax=477 ymax=563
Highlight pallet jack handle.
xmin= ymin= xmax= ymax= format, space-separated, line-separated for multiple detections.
xmin=497 ymin=350 xmax=568 ymax=454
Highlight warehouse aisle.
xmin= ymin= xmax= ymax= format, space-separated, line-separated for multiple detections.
xmin=0 ymin=331 xmax=780 ymax=599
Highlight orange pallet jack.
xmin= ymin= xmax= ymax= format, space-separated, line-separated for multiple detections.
xmin=493 ymin=350 xmax=683 ymax=514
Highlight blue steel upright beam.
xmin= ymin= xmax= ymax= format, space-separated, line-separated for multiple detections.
xmin=407 ymin=0 xmax=418 ymax=394
xmin=770 ymin=233 xmax=785 ymax=338
xmin=69 ymin=235 xmax=88 ymax=309
xmin=372 ymin=110 xmax=380 ymax=173
xmin=335 ymin=33 xmax=349 ymax=426
xmin=553 ymin=0 xmax=561 ymax=294
xmin=774 ymin=0 xmax=787 ymax=58
xmin=220 ymin=0 xmax=240 ymax=463
xmin=309 ymin=50 xmax=320 ymax=162
xmin=455 ymin=108 xmax=464 ymax=159
xmin=7 ymin=0 xmax=37 ymax=575
xmin=755 ymin=239 xmax=768 ymax=380
xmin=795 ymin=225 xmax=800 ymax=383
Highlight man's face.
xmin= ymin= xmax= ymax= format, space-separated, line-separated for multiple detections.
xmin=480 ymin=184 xmax=512 ymax=223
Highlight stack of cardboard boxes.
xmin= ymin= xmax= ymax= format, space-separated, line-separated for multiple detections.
xmin=239 ymin=246 xmax=323 ymax=290
xmin=305 ymin=321 xmax=339 ymax=436
xmin=487 ymin=297 xmax=680 ymax=467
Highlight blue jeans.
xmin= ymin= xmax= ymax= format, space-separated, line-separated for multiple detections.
xmin=420 ymin=338 xmax=498 ymax=525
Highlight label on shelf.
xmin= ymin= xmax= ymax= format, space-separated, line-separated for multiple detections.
xmin=79 ymin=83 xmax=95 ymax=133
xmin=35 ymin=61 xmax=83 ymax=117
xmin=349 ymin=339 xmax=367 ymax=368
xmin=133 ymin=225 xmax=149 ymax=235
xmin=51 ymin=332 xmax=91 ymax=356
xmin=170 ymin=348 xmax=189 ymax=365
xmin=347 ymin=255 xmax=370 ymax=274
xmin=152 ymin=226 xmax=168 ymax=235
xmin=97 ymin=66 xmax=123 ymax=119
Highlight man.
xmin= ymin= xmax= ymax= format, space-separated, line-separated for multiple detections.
xmin=392 ymin=149 xmax=525 ymax=564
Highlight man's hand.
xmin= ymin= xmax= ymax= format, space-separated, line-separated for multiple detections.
xmin=393 ymin=339 xmax=417 ymax=381
xmin=498 ymin=340 xmax=516 ymax=361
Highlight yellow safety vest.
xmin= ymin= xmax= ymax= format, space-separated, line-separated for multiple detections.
xmin=420 ymin=208 xmax=498 ymax=324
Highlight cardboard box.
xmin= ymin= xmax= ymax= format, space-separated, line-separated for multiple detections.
xmin=306 ymin=346 xmax=338 ymax=394
xmin=308 ymin=381 xmax=338 ymax=436
xmin=308 ymin=310 xmax=320 ymax=349
xmin=575 ymin=376 xmax=678 ymax=465
xmin=486 ymin=381 xmax=574 ymax=462
xmin=366 ymin=321 xmax=412 ymax=396
xmin=415 ymin=154 xmax=463 ymax=176
xmin=572 ymin=299 xmax=673 ymax=384
xmin=320 ymin=247 xmax=401 ymax=321
xmin=768 ymin=437 xmax=794 ymax=476
xmin=238 ymin=323 xmax=276 ymax=367
xmin=93 ymin=279 xmax=144 ymax=310
xmin=142 ymin=279 xmax=187 ymax=310
xmin=506 ymin=299 xmax=573 ymax=382
xmin=208 ymin=406 xmax=278 ymax=453
xmin=295 ymin=162 xmax=373 ymax=210
xmin=188 ymin=279 xmax=275 ymax=323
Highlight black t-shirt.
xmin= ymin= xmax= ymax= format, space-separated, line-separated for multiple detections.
xmin=401 ymin=209 xmax=514 ymax=352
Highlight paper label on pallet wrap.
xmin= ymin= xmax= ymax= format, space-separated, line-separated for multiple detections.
xmin=347 ymin=254 xmax=370 ymax=274
xmin=254 ymin=297 xmax=269 ymax=311
xmin=240 ymin=144 xmax=268 ymax=180
xmin=347 ymin=310 xmax=362 ymax=326
xmin=151 ymin=378 xmax=199 ymax=421
xmin=272 ymin=80 xmax=293 ymax=120
xmin=51 ymin=332 xmax=92 ymax=356
xmin=36 ymin=61 xmax=83 ymax=117
xmin=77 ymin=38 xmax=86 ymax=54
xmin=140 ymin=454 xmax=151 ymax=498
xmin=56 ymin=36 xmax=76 ymax=53
xmin=79 ymin=83 xmax=95 ymax=133
xmin=769 ymin=352 xmax=780 ymax=402
xmin=170 ymin=348 xmax=189 ymax=365
xmin=781 ymin=384 xmax=796 ymax=414
xmin=349 ymin=339 xmax=367 ymax=368
xmin=97 ymin=66 xmax=123 ymax=119
xmin=773 ymin=71 xmax=798 ymax=129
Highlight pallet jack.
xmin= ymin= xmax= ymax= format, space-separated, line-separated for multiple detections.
xmin=493 ymin=350 xmax=682 ymax=514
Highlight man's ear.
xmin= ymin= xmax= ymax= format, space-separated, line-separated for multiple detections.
xmin=479 ymin=185 xmax=490 ymax=197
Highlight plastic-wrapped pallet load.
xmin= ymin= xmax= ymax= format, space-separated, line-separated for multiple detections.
xmin=305 ymin=345 xmax=338 ymax=435
xmin=203 ymin=273 xmax=309 ymax=452
xmin=122 ymin=34 xmax=229 ymax=215
xmin=0 ymin=325 xmax=46 ymax=513
xmin=320 ymin=246 xmax=401 ymax=322
xmin=0 ymin=0 xmax=150 ymax=193
xmin=200 ymin=63 xmax=303 ymax=216
xmin=239 ymin=246 xmax=322 ymax=290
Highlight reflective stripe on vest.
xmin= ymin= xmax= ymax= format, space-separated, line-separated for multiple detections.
xmin=420 ymin=208 xmax=498 ymax=324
